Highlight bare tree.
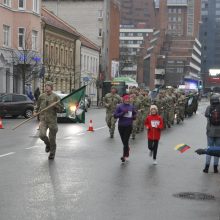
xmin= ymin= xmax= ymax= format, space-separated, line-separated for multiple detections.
xmin=11 ymin=26 xmax=41 ymax=94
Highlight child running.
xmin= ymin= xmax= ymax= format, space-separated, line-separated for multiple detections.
xmin=144 ymin=105 xmax=164 ymax=165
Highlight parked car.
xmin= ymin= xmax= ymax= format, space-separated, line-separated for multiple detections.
xmin=0 ymin=94 xmax=34 ymax=118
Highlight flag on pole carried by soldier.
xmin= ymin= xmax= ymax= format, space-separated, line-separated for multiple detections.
xmin=61 ymin=86 xmax=86 ymax=123
xmin=12 ymin=85 xmax=86 ymax=130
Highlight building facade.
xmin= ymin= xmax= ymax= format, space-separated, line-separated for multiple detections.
xmin=0 ymin=0 xmax=41 ymax=94
xmin=119 ymin=26 xmax=153 ymax=78
xmin=155 ymin=0 xmax=201 ymax=38
xmin=42 ymin=0 xmax=104 ymax=47
xmin=199 ymin=0 xmax=220 ymax=88
xmin=42 ymin=7 xmax=80 ymax=93
xmin=80 ymin=36 xmax=100 ymax=104
xmin=103 ymin=0 xmax=120 ymax=80
xmin=43 ymin=0 xmax=120 ymax=82
xmin=120 ymin=0 xmax=156 ymax=28
xmin=137 ymin=0 xmax=202 ymax=89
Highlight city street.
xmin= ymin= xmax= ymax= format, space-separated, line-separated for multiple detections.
xmin=0 ymin=101 xmax=220 ymax=220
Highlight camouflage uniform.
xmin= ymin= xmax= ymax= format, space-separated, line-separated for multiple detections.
xmin=165 ymin=91 xmax=174 ymax=127
xmin=35 ymin=87 xmax=63 ymax=159
xmin=154 ymin=92 xmax=166 ymax=128
xmin=176 ymin=93 xmax=186 ymax=123
xmin=140 ymin=91 xmax=151 ymax=131
xmin=130 ymin=94 xmax=141 ymax=139
xmin=103 ymin=92 xmax=121 ymax=138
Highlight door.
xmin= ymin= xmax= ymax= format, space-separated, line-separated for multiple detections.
xmin=12 ymin=94 xmax=27 ymax=115
xmin=0 ymin=94 xmax=13 ymax=115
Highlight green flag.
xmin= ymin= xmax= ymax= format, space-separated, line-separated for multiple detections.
xmin=61 ymin=86 xmax=86 ymax=123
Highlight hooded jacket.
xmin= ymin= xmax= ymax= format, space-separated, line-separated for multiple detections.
xmin=145 ymin=114 xmax=163 ymax=140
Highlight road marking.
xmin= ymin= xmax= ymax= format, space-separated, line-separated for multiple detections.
xmin=0 ymin=152 xmax=15 ymax=158
xmin=77 ymin=133 xmax=85 ymax=136
xmin=25 ymin=146 xmax=40 ymax=150
xmin=94 ymin=126 xmax=107 ymax=131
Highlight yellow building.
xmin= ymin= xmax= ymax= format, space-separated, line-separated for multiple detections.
xmin=41 ymin=7 xmax=81 ymax=93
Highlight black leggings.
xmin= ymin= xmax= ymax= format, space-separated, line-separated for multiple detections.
xmin=118 ymin=125 xmax=132 ymax=157
xmin=148 ymin=140 xmax=159 ymax=160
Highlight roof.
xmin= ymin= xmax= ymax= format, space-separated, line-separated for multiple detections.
xmin=79 ymin=34 xmax=100 ymax=52
xmin=41 ymin=7 xmax=79 ymax=37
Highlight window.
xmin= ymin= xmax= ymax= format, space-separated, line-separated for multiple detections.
xmin=2 ymin=94 xmax=12 ymax=102
xmin=128 ymin=33 xmax=133 ymax=37
xmin=32 ymin=30 xmax=37 ymax=50
xmin=3 ymin=0 xmax=11 ymax=7
xmin=12 ymin=95 xmax=26 ymax=102
xmin=98 ymin=28 xmax=102 ymax=37
xmin=18 ymin=28 xmax=25 ymax=48
xmin=18 ymin=0 xmax=25 ymax=9
xmin=3 ymin=25 xmax=10 ymax=47
xmin=56 ymin=47 xmax=59 ymax=63
xmin=84 ymin=55 xmax=86 ymax=70
xmin=137 ymin=33 xmax=142 ymax=37
xmin=33 ymin=0 xmax=39 ymax=13
xmin=98 ymin=10 xmax=103 ymax=18
xmin=178 ymin=17 xmax=182 ymax=22
xmin=178 ymin=9 xmax=182 ymax=14
xmin=87 ymin=56 xmax=89 ymax=70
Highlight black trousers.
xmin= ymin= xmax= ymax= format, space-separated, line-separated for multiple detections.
xmin=148 ymin=140 xmax=159 ymax=160
xmin=118 ymin=125 xmax=132 ymax=157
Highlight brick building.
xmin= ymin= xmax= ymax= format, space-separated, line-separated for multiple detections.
xmin=137 ymin=0 xmax=202 ymax=89
xmin=120 ymin=0 xmax=156 ymax=28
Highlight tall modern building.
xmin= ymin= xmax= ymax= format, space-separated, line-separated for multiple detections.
xmin=120 ymin=0 xmax=156 ymax=28
xmin=199 ymin=0 xmax=220 ymax=75
xmin=137 ymin=0 xmax=202 ymax=89
xmin=155 ymin=0 xmax=201 ymax=38
xmin=119 ymin=25 xmax=153 ymax=78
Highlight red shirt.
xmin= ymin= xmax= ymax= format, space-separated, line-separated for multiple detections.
xmin=145 ymin=114 xmax=164 ymax=140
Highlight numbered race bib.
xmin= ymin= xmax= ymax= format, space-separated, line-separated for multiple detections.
xmin=151 ymin=120 xmax=160 ymax=128
xmin=124 ymin=111 xmax=132 ymax=118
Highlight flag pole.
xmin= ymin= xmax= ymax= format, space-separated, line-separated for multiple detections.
xmin=12 ymin=100 xmax=60 ymax=130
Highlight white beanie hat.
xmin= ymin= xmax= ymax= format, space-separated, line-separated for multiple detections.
xmin=150 ymin=105 xmax=158 ymax=112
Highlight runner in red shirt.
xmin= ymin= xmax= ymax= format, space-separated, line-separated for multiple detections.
xmin=145 ymin=105 xmax=164 ymax=165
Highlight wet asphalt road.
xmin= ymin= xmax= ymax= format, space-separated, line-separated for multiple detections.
xmin=0 ymin=101 xmax=219 ymax=220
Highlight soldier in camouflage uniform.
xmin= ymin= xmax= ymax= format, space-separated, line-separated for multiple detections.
xmin=130 ymin=93 xmax=142 ymax=139
xmin=34 ymin=81 xmax=63 ymax=160
xmin=165 ymin=90 xmax=174 ymax=127
xmin=175 ymin=91 xmax=186 ymax=124
xmin=103 ymin=87 xmax=121 ymax=138
xmin=154 ymin=91 xmax=167 ymax=128
xmin=140 ymin=90 xmax=151 ymax=131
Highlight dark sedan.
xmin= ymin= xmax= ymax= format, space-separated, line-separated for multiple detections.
xmin=0 ymin=94 xmax=34 ymax=118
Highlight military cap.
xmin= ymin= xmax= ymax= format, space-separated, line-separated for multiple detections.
xmin=45 ymin=81 xmax=53 ymax=87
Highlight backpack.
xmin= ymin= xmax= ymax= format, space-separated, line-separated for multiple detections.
xmin=210 ymin=104 xmax=220 ymax=126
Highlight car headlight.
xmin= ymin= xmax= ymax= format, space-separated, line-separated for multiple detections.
xmin=69 ymin=105 xmax=77 ymax=112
